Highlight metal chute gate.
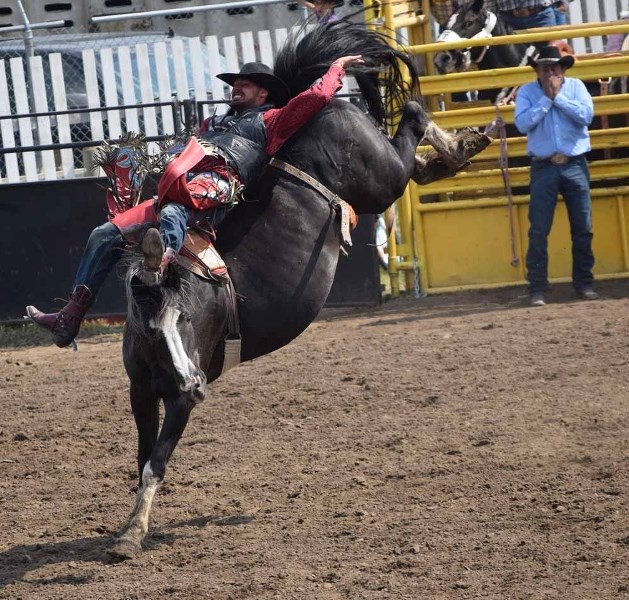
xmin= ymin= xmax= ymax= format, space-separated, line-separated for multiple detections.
xmin=368 ymin=0 xmax=629 ymax=295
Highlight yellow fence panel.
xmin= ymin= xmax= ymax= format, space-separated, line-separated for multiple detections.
xmin=414 ymin=188 xmax=629 ymax=293
xmin=418 ymin=201 xmax=526 ymax=289
xmin=418 ymin=158 xmax=629 ymax=195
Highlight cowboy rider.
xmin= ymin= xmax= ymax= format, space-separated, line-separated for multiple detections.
xmin=26 ymin=55 xmax=364 ymax=348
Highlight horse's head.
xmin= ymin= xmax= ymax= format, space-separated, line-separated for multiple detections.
xmin=433 ymin=0 xmax=498 ymax=74
xmin=124 ymin=236 xmax=206 ymax=403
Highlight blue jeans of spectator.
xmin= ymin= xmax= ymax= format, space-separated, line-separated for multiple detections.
xmin=553 ymin=4 xmax=568 ymax=26
xmin=73 ymin=222 xmax=124 ymax=295
xmin=526 ymin=156 xmax=594 ymax=294
xmin=500 ymin=6 xmax=557 ymax=36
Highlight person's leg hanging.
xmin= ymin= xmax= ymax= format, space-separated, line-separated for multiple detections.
xmin=26 ymin=222 xmax=124 ymax=347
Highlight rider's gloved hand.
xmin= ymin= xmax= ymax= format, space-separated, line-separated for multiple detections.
xmin=160 ymin=248 xmax=177 ymax=276
xmin=332 ymin=55 xmax=364 ymax=70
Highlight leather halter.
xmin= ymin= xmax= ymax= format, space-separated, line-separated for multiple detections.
xmin=268 ymin=158 xmax=353 ymax=248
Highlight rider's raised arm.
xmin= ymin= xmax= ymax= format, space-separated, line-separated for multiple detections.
xmin=263 ymin=55 xmax=363 ymax=156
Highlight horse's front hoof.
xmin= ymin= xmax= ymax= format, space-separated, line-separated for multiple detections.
xmin=108 ymin=538 xmax=143 ymax=561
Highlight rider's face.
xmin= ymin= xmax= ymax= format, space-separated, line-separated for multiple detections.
xmin=229 ymin=78 xmax=269 ymax=110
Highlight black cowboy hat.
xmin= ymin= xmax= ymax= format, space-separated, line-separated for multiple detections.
xmin=217 ymin=62 xmax=291 ymax=107
xmin=527 ymin=45 xmax=575 ymax=69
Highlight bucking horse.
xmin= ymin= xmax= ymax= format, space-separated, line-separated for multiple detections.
xmin=110 ymin=20 xmax=490 ymax=559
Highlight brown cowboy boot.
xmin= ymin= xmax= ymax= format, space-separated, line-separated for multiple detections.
xmin=25 ymin=285 xmax=93 ymax=348
xmin=140 ymin=228 xmax=177 ymax=284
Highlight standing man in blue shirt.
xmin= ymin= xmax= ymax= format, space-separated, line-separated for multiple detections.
xmin=514 ymin=45 xmax=597 ymax=307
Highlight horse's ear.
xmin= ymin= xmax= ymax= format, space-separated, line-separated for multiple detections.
xmin=471 ymin=0 xmax=485 ymax=13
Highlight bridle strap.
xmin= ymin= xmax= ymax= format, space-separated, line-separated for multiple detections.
xmin=269 ymin=158 xmax=353 ymax=247
xmin=437 ymin=10 xmax=498 ymax=66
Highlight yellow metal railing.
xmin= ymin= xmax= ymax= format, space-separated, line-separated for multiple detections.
xmin=423 ymin=94 xmax=629 ymax=129
xmin=418 ymin=158 xmax=629 ymax=194
xmin=362 ymin=1 xmax=629 ymax=295
xmin=408 ymin=21 xmax=629 ymax=56
xmin=418 ymin=57 xmax=629 ymax=97
xmin=417 ymin=127 xmax=629 ymax=160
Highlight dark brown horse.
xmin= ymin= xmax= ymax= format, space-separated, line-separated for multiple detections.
xmin=110 ymin=20 xmax=481 ymax=559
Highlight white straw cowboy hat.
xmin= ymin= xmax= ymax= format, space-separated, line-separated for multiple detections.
xmin=527 ymin=45 xmax=575 ymax=69
xmin=217 ymin=62 xmax=291 ymax=107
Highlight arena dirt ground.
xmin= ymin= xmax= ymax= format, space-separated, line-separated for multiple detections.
xmin=1 ymin=281 xmax=628 ymax=600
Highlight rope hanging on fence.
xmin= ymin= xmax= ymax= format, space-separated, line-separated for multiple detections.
xmin=485 ymin=102 xmax=520 ymax=268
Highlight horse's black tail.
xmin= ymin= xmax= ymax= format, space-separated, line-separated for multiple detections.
xmin=273 ymin=20 xmax=421 ymax=129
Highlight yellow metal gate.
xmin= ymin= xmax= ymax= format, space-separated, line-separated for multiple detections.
xmin=367 ymin=1 xmax=629 ymax=294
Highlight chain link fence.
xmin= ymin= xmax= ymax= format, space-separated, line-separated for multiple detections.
xmin=0 ymin=0 xmax=371 ymax=181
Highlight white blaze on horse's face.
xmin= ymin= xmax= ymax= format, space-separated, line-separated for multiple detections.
xmin=434 ymin=9 xmax=497 ymax=74
xmin=149 ymin=306 xmax=205 ymax=397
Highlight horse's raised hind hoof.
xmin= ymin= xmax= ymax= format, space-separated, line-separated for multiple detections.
xmin=108 ymin=538 xmax=143 ymax=561
xmin=413 ymin=128 xmax=492 ymax=185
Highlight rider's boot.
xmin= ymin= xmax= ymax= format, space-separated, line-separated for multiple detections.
xmin=25 ymin=285 xmax=93 ymax=348
xmin=140 ymin=228 xmax=177 ymax=284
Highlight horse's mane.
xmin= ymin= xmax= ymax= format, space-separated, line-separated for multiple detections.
xmin=273 ymin=20 xmax=421 ymax=129
xmin=124 ymin=262 xmax=199 ymax=339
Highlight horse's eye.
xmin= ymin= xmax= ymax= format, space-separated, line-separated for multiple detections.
xmin=178 ymin=313 xmax=192 ymax=324
xmin=463 ymin=20 xmax=475 ymax=28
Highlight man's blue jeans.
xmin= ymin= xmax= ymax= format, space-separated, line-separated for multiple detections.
xmin=72 ymin=204 xmax=212 ymax=298
xmin=526 ymin=155 xmax=594 ymax=294
xmin=160 ymin=203 xmax=217 ymax=252
xmin=73 ymin=222 xmax=123 ymax=294
xmin=553 ymin=4 xmax=568 ymax=26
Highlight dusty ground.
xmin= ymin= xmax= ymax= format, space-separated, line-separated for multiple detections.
xmin=1 ymin=282 xmax=628 ymax=600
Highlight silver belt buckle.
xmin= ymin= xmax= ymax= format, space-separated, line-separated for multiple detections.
xmin=550 ymin=153 xmax=569 ymax=165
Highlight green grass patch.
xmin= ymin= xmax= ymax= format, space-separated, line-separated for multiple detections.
xmin=0 ymin=320 xmax=125 ymax=349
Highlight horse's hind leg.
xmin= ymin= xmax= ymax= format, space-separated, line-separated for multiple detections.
xmin=421 ymin=122 xmax=467 ymax=169
xmin=389 ymin=101 xmax=490 ymax=186
xmin=420 ymin=123 xmax=492 ymax=172
xmin=110 ymin=391 xmax=196 ymax=560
